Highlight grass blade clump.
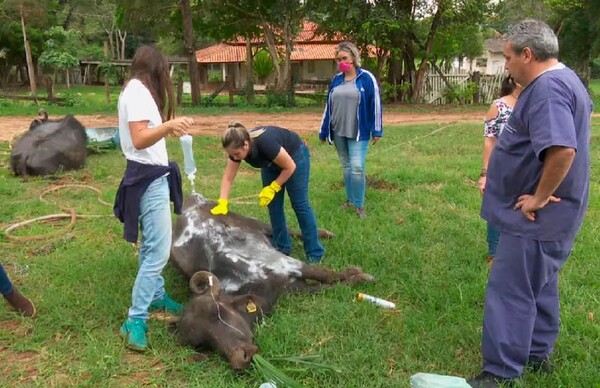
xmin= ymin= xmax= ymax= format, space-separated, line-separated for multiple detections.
xmin=253 ymin=354 xmax=341 ymax=387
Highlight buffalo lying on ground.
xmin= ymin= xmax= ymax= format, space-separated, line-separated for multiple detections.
xmin=169 ymin=194 xmax=375 ymax=370
xmin=10 ymin=110 xmax=88 ymax=177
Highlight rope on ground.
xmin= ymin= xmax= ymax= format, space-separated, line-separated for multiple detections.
xmin=3 ymin=184 xmax=112 ymax=241
xmin=375 ymin=121 xmax=459 ymax=156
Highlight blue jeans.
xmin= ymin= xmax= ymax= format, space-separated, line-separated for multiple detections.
xmin=0 ymin=263 xmax=14 ymax=295
xmin=332 ymin=133 xmax=369 ymax=208
xmin=128 ymin=176 xmax=171 ymax=321
xmin=487 ymin=222 xmax=500 ymax=256
xmin=261 ymin=144 xmax=324 ymax=260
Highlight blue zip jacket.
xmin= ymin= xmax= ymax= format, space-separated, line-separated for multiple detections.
xmin=319 ymin=67 xmax=383 ymax=143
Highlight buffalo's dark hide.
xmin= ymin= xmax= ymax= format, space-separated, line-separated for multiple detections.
xmin=10 ymin=113 xmax=87 ymax=177
xmin=170 ymin=194 xmax=375 ymax=370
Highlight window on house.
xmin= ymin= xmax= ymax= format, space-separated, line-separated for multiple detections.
xmin=307 ymin=61 xmax=315 ymax=74
xmin=207 ymin=64 xmax=223 ymax=82
xmin=476 ymin=58 xmax=488 ymax=68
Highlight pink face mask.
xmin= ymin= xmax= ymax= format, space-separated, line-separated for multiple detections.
xmin=338 ymin=61 xmax=353 ymax=73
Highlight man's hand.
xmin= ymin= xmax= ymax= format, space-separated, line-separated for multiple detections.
xmin=514 ymin=194 xmax=561 ymax=222
xmin=371 ymin=136 xmax=381 ymax=145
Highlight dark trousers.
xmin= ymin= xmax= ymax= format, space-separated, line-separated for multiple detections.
xmin=482 ymin=232 xmax=573 ymax=378
xmin=0 ymin=262 xmax=14 ymax=295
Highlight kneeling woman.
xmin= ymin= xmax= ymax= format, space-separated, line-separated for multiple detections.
xmin=211 ymin=122 xmax=324 ymax=263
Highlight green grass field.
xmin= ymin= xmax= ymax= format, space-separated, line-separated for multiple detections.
xmin=0 ymin=84 xmax=495 ymax=117
xmin=587 ymin=79 xmax=600 ymax=110
xmin=0 ymin=111 xmax=599 ymax=386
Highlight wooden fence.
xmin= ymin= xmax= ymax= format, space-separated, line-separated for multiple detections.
xmin=420 ymin=71 xmax=505 ymax=105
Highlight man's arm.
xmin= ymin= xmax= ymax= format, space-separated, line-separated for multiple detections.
xmin=514 ymin=146 xmax=575 ymax=221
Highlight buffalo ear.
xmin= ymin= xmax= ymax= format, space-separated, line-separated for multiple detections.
xmin=190 ymin=271 xmax=221 ymax=296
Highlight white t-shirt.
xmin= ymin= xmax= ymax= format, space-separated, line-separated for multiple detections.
xmin=118 ymin=79 xmax=169 ymax=166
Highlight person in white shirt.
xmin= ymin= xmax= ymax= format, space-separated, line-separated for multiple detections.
xmin=115 ymin=45 xmax=193 ymax=351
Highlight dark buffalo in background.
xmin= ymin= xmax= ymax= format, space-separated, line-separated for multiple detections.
xmin=170 ymin=194 xmax=375 ymax=370
xmin=10 ymin=110 xmax=88 ymax=177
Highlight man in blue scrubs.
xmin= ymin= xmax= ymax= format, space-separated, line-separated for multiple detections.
xmin=469 ymin=19 xmax=592 ymax=387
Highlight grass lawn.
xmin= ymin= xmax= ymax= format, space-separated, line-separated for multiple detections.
xmin=587 ymin=79 xmax=600 ymax=110
xmin=0 ymin=115 xmax=599 ymax=386
xmin=0 ymin=85 xmax=490 ymax=117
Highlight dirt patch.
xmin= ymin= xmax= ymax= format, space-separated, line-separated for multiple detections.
xmin=0 ymin=343 xmax=39 ymax=382
xmin=0 ymin=111 xmax=486 ymax=143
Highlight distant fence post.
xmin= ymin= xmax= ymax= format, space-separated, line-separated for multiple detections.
xmin=471 ymin=71 xmax=481 ymax=104
xmin=104 ymin=41 xmax=110 ymax=105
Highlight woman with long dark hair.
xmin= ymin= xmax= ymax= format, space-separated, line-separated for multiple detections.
xmin=114 ymin=45 xmax=194 ymax=351
xmin=478 ymin=75 xmax=522 ymax=264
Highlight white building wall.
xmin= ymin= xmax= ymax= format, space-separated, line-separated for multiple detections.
xmin=452 ymin=52 xmax=506 ymax=75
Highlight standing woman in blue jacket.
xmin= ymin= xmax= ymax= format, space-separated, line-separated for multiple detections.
xmin=319 ymin=41 xmax=383 ymax=218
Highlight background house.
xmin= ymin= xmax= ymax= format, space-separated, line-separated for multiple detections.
xmin=194 ymin=22 xmax=351 ymax=90
xmin=452 ymin=38 xmax=506 ymax=75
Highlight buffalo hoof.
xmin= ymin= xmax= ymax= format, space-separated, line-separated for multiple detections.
xmin=343 ymin=267 xmax=376 ymax=285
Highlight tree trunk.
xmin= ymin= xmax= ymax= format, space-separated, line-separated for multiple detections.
xmin=283 ymin=26 xmax=295 ymax=105
xmin=245 ymin=39 xmax=254 ymax=103
xmin=119 ymin=30 xmax=127 ymax=60
xmin=177 ymin=73 xmax=183 ymax=107
xmin=104 ymin=41 xmax=110 ymax=104
xmin=403 ymin=40 xmax=417 ymax=76
xmin=411 ymin=4 xmax=444 ymax=101
xmin=181 ymin=0 xmax=201 ymax=106
xmin=105 ymin=29 xmax=115 ymax=59
xmin=262 ymin=25 xmax=282 ymax=88
xmin=45 ymin=74 xmax=54 ymax=100
xmin=66 ymin=69 xmax=70 ymax=89
xmin=20 ymin=10 xmax=37 ymax=95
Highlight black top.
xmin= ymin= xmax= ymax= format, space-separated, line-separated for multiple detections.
xmin=229 ymin=126 xmax=302 ymax=168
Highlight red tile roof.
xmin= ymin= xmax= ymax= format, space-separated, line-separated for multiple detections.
xmin=195 ymin=21 xmax=373 ymax=64
xmin=196 ymin=43 xmax=344 ymax=64
xmin=195 ymin=43 xmax=246 ymax=64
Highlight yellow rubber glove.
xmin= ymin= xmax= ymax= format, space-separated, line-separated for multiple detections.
xmin=259 ymin=181 xmax=282 ymax=207
xmin=210 ymin=198 xmax=229 ymax=215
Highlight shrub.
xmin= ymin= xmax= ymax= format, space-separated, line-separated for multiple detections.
xmin=253 ymin=50 xmax=275 ymax=84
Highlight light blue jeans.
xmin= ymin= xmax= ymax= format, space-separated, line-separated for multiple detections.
xmin=332 ymin=133 xmax=369 ymax=208
xmin=128 ymin=176 xmax=171 ymax=321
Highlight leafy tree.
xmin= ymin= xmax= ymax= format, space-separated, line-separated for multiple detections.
xmin=38 ymin=26 xmax=80 ymax=98
xmin=197 ymin=0 xmax=307 ymax=105
xmin=310 ymin=0 xmax=489 ymax=101
xmin=489 ymin=0 xmax=600 ymax=85
xmin=118 ymin=0 xmax=203 ymax=105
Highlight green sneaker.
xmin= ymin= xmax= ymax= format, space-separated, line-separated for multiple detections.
xmin=149 ymin=294 xmax=183 ymax=314
xmin=120 ymin=318 xmax=148 ymax=351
